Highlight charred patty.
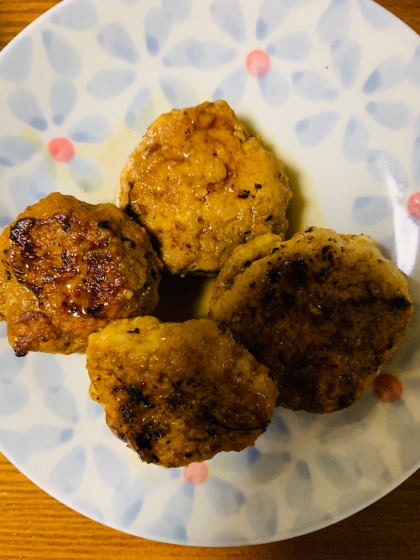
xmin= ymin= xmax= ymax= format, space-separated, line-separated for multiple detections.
xmin=209 ymin=228 xmax=413 ymax=413
xmin=0 ymin=192 xmax=162 ymax=355
xmin=87 ymin=317 xmax=278 ymax=467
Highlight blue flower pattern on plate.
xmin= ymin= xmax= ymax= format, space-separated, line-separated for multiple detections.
xmin=97 ymin=23 xmax=140 ymax=64
xmin=43 ymin=30 xmax=82 ymax=79
xmin=50 ymin=0 xmax=98 ymax=31
xmin=0 ymin=0 xmax=420 ymax=548
xmin=0 ymin=36 xmax=33 ymax=84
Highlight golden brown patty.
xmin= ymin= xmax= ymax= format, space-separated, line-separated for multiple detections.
xmin=87 ymin=317 xmax=278 ymax=467
xmin=209 ymin=228 xmax=413 ymax=413
xmin=120 ymin=100 xmax=291 ymax=276
xmin=0 ymin=193 xmax=162 ymax=356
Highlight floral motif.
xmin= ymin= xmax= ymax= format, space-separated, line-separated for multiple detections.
xmin=0 ymin=85 xmax=109 ymax=214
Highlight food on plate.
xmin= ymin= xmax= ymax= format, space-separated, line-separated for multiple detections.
xmin=209 ymin=227 xmax=413 ymax=414
xmin=120 ymin=100 xmax=291 ymax=276
xmin=87 ymin=316 xmax=278 ymax=467
xmin=0 ymin=193 xmax=162 ymax=356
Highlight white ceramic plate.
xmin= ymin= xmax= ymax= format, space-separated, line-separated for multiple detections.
xmin=0 ymin=0 xmax=419 ymax=547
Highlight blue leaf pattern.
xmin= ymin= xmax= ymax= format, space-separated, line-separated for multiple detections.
xmin=0 ymin=136 xmax=39 ymax=167
xmin=87 ymin=69 xmax=136 ymax=99
xmin=365 ymin=101 xmax=411 ymax=131
xmin=0 ymin=383 xmax=29 ymax=416
xmin=87 ymin=396 xmax=104 ymax=419
xmin=50 ymin=446 xmax=86 ymax=493
xmin=256 ymin=0 xmax=292 ymax=41
xmin=28 ymin=157 xmax=57 ymax=199
xmin=362 ymin=55 xmax=406 ymax=94
xmin=160 ymin=76 xmax=198 ymax=108
xmin=0 ymin=430 xmax=31 ymax=463
xmin=285 ymin=461 xmax=312 ymax=510
xmin=45 ymin=385 xmax=79 ymax=424
xmin=34 ymin=354 xmax=65 ymax=390
xmin=245 ymin=493 xmax=277 ymax=536
xmin=113 ymin=479 xmax=146 ymax=527
xmin=318 ymin=451 xmax=356 ymax=489
xmin=415 ymin=114 xmax=420 ymax=136
xmin=358 ymin=0 xmax=394 ymax=30
xmin=413 ymin=135 xmax=420 ymax=185
xmin=162 ymin=0 xmax=191 ymax=22
xmin=51 ymin=0 xmax=98 ymax=31
xmin=73 ymin=498 xmax=104 ymax=521
xmin=258 ymin=68 xmax=290 ymax=106
xmin=163 ymin=38 xmax=236 ymax=70
xmin=385 ymin=401 xmax=420 ymax=468
xmin=50 ymin=80 xmax=77 ymax=125
xmin=0 ymin=349 xmax=25 ymax=385
xmin=125 ymin=87 xmax=154 ymax=132
xmin=68 ymin=155 xmax=103 ymax=191
xmin=92 ymin=444 xmax=130 ymax=490
xmin=147 ymin=514 xmax=188 ymax=542
xmin=348 ymin=441 xmax=392 ymax=484
xmin=249 ymin=452 xmax=292 ymax=483
xmin=8 ymin=89 xmax=48 ymax=131
xmin=262 ymin=411 xmax=291 ymax=442
xmin=331 ymin=39 xmax=361 ymax=88
xmin=295 ymin=112 xmax=339 ymax=147
xmin=0 ymin=204 xmax=12 ymax=227
xmin=342 ymin=117 xmax=370 ymax=162
xmin=163 ymin=483 xmax=194 ymax=524
xmin=212 ymin=68 xmax=247 ymax=108
xmin=292 ymin=71 xmax=339 ymax=101
xmin=293 ymin=0 xmax=316 ymax=5
xmin=386 ymin=400 xmax=417 ymax=443
xmin=42 ymin=30 xmax=82 ymax=79
xmin=267 ymin=32 xmax=312 ymax=61
xmin=317 ymin=0 xmax=351 ymax=47
xmin=210 ymin=1 xmax=246 ymax=43
xmin=123 ymin=500 xmax=144 ymax=528
xmin=406 ymin=45 xmax=420 ymax=86
xmin=144 ymin=7 xmax=172 ymax=56
xmin=187 ymin=41 xmax=236 ymax=69
xmin=162 ymin=39 xmax=199 ymax=67
xmin=352 ymin=196 xmax=393 ymax=225
xmin=247 ymin=447 xmax=261 ymax=464
xmin=10 ymin=175 xmax=46 ymax=213
xmin=69 ymin=116 xmax=110 ymax=143
xmin=366 ymin=150 xmax=408 ymax=190
xmin=0 ymin=36 xmax=32 ymax=84
xmin=27 ymin=425 xmax=74 ymax=453
xmin=205 ymin=477 xmax=245 ymax=516
xmin=97 ymin=23 xmax=140 ymax=64
xmin=295 ymin=410 xmax=317 ymax=430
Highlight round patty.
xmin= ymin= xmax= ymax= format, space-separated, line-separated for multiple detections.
xmin=209 ymin=228 xmax=413 ymax=413
xmin=120 ymin=100 xmax=291 ymax=276
xmin=0 ymin=192 xmax=162 ymax=356
xmin=87 ymin=317 xmax=278 ymax=467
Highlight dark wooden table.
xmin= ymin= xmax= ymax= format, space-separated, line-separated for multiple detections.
xmin=1 ymin=1 xmax=420 ymax=559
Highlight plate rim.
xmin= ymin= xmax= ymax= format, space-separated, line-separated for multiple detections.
xmin=0 ymin=0 xmax=419 ymax=547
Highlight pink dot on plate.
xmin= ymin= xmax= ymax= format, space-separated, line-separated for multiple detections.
xmin=183 ymin=462 xmax=209 ymax=485
xmin=373 ymin=373 xmax=403 ymax=403
xmin=245 ymin=49 xmax=270 ymax=78
xmin=407 ymin=192 xmax=420 ymax=219
xmin=48 ymin=138 xmax=75 ymax=163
